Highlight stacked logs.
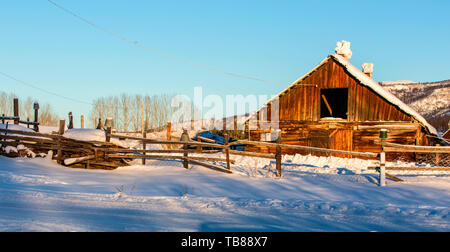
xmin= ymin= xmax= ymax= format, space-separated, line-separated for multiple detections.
xmin=0 ymin=128 xmax=128 ymax=170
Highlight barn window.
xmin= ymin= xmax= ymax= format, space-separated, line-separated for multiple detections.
xmin=320 ymin=88 xmax=348 ymax=119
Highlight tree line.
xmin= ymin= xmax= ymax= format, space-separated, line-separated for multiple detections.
xmin=89 ymin=93 xmax=177 ymax=132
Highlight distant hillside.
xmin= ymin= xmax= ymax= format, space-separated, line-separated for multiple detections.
xmin=380 ymin=79 xmax=450 ymax=134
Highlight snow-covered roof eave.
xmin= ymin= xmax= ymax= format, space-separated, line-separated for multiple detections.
xmin=331 ymin=54 xmax=437 ymax=135
xmin=249 ymin=54 xmax=437 ymax=136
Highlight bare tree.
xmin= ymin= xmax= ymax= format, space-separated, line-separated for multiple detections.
xmin=89 ymin=93 xmax=175 ymax=132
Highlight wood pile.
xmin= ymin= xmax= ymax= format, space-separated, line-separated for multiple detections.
xmin=0 ymin=129 xmax=129 ymax=170
xmin=0 ymin=128 xmax=236 ymax=172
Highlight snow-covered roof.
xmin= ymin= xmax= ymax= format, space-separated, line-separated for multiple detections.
xmin=253 ymin=54 xmax=437 ymax=135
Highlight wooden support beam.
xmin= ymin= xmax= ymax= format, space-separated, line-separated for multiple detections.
xmin=321 ymin=94 xmax=333 ymax=116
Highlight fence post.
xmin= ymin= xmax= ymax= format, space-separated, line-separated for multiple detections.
xmin=222 ymin=118 xmax=226 ymax=131
xmin=379 ymin=151 xmax=386 ymax=187
xmin=142 ymin=130 xmax=146 ymax=165
xmin=1 ymin=114 xmax=4 ymax=124
xmin=96 ymin=118 xmax=103 ymax=129
xmin=57 ymin=119 xmax=65 ymax=164
xmin=167 ymin=121 xmax=172 ymax=150
xmin=276 ymin=136 xmax=282 ymax=177
xmin=181 ymin=129 xmax=189 ymax=169
xmin=141 ymin=104 xmax=145 ymax=135
xmin=224 ymin=132 xmax=230 ymax=170
xmin=13 ymin=98 xmax=19 ymax=125
xmin=106 ymin=127 xmax=111 ymax=143
xmin=68 ymin=112 xmax=74 ymax=129
xmin=378 ymin=129 xmax=388 ymax=187
xmin=33 ymin=102 xmax=39 ymax=132
xmin=80 ymin=115 xmax=84 ymax=129
xmin=435 ymin=144 xmax=440 ymax=166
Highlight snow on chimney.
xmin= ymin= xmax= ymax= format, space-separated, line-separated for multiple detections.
xmin=362 ymin=63 xmax=374 ymax=78
xmin=335 ymin=40 xmax=352 ymax=60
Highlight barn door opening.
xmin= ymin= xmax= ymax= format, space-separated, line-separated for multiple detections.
xmin=320 ymin=88 xmax=348 ymax=119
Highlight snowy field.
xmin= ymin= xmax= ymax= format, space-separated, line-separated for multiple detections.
xmin=0 ymin=150 xmax=449 ymax=232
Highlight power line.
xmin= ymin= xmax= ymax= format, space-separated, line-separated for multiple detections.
xmin=47 ymin=0 xmax=286 ymax=85
xmin=0 ymin=70 xmax=93 ymax=105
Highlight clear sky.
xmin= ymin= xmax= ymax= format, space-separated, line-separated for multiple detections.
xmin=0 ymin=0 xmax=449 ymax=121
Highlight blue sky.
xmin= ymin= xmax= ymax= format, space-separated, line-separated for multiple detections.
xmin=0 ymin=0 xmax=449 ymax=120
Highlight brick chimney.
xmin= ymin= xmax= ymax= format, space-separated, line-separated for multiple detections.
xmin=362 ymin=63 xmax=374 ymax=79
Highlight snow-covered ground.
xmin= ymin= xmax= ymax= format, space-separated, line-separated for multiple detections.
xmin=0 ymin=150 xmax=449 ymax=231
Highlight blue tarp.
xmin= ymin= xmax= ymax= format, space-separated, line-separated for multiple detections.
xmin=192 ymin=131 xmax=246 ymax=151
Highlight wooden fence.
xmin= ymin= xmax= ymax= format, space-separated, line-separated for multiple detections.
xmin=372 ymin=140 xmax=450 ymax=186
xmin=2 ymin=121 xmax=450 ymax=187
xmin=107 ymin=128 xmax=379 ymax=178
xmin=1 ymin=98 xmax=40 ymax=131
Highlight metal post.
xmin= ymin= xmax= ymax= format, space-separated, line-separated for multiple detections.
xmin=33 ymin=102 xmax=39 ymax=132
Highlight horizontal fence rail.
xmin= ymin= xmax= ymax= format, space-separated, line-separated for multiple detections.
xmin=229 ymin=140 xmax=379 ymax=158
xmin=2 ymin=126 xmax=449 ymax=185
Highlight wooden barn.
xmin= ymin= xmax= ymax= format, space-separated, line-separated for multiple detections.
xmin=244 ymin=42 xmax=438 ymax=160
